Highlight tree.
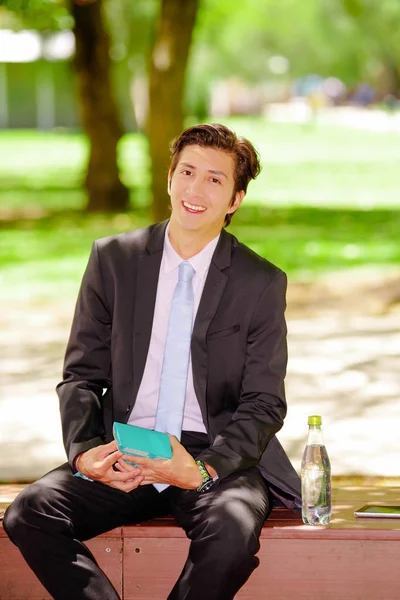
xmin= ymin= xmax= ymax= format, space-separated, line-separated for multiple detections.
xmin=147 ymin=0 xmax=199 ymax=222
xmin=2 ymin=0 xmax=129 ymax=212
xmin=340 ymin=0 xmax=400 ymax=96
xmin=70 ymin=0 xmax=129 ymax=212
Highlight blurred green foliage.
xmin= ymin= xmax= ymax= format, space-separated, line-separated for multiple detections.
xmin=0 ymin=0 xmax=72 ymax=31
xmin=3 ymin=0 xmax=400 ymax=118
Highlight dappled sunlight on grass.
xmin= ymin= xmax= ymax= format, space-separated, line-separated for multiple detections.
xmin=1 ymin=205 xmax=400 ymax=287
xmin=0 ymin=131 xmax=88 ymax=189
xmin=0 ymin=210 xmax=151 ymax=300
xmin=231 ymin=205 xmax=400 ymax=276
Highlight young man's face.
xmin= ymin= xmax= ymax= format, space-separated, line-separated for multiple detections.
xmin=168 ymin=145 xmax=244 ymax=238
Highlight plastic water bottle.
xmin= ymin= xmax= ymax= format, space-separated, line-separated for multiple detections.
xmin=301 ymin=415 xmax=332 ymax=525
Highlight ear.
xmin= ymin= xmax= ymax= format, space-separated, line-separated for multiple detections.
xmin=167 ymin=169 xmax=172 ymax=195
xmin=227 ymin=190 xmax=245 ymax=214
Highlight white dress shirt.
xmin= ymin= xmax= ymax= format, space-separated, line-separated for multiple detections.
xmin=128 ymin=225 xmax=220 ymax=433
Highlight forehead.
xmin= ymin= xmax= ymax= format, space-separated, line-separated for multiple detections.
xmin=175 ymin=145 xmax=235 ymax=179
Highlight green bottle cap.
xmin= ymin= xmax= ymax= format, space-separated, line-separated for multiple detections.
xmin=308 ymin=415 xmax=322 ymax=426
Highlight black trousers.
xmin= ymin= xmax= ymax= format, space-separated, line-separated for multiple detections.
xmin=3 ymin=433 xmax=271 ymax=600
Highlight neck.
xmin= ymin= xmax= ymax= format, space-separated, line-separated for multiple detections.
xmin=168 ymin=220 xmax=220 ymax=259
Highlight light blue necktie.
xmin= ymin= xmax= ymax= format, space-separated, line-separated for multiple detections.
xmin=154 ymin=261 xmax=195 ymax=492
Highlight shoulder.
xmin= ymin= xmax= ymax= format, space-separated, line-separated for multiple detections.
xmin=94 ymin=223 xmax=158 ymax=256
xmin=225 ymin=230 xmax=286 ymax=285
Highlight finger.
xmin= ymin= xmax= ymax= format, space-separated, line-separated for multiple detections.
xmin=102 ymin=450 xmax=123 ymax=469
xmin=116 ymin=459 xmax=140 ymax=473
xmin=168 ymin=434 xmax=180 ymax=449
xmin=139 ymin=472 xmax=170 ymax=484
xmin=105 ymin=468 xmax=142 ymax=482
xmin=168 ymin=436 xmax=189 ymax=459
xmin=123 ymin=455 xmax=152 ymax=468
xmin=118 ymin=457 xmax=139 ymax=470
xmin=110 ymin=479 xmax=136 ymax=489
xmin=139 ymin=477 xmax=156 ymax=484
xmin=114 ymin=462 xmax=129 ymax=473
xmin=167 ymin=435 xmax=183 ymax=458
xmin=130 ymin=456 xmax=166 ymax=468
xmin=99 ymin=440 xmax=119 ymax=455
xmin=108 ymin=477 xmax=143 ymax=492
xmin=138 ymin=468 xmax=159 ymax=478
xmin=117 ymin=475 xmax=144 ymax=489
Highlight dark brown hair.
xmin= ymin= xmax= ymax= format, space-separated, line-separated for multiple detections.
xmin=169 ymin=123 xmax=261 ymax=226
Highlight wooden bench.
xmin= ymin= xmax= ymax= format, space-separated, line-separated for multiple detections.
xmin=1 ymin=482 xmax=400 ymax=600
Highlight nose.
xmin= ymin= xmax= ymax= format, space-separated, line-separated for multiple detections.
xmin=187 ymin=176 xmax=203 ymax=198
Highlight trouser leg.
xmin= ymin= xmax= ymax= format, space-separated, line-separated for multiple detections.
xmin=3 ymin=463 xmax=171 ymax=600
xmin=168 ymin=467 xmax=271 ymax=600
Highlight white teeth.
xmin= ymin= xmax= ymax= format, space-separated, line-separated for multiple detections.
xmin=183 ymin=201 xmax=206 ymax=212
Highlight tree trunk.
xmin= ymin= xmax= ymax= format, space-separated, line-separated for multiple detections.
xmin=384 ymin=58 xmax=400 ymax=98
xmin=71 ymin=0 xmax=129 ymax=212
xmin=147 ymin=0 xmax=198 ymax=222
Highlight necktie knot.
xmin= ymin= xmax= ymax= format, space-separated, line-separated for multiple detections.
xmin=179 ymin=261 xmax=195 ymax=282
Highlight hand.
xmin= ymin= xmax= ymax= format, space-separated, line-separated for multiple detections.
xmin=76 ymin=441 xmax=144 ymax=492
xmin=122 ymin=435 xmax=203 ymax=489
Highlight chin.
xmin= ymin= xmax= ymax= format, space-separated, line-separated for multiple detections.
xmin=174 ymin=209 xmax=204 ymax=228
xmin=179 ymin=219 xmax=204 ymax=232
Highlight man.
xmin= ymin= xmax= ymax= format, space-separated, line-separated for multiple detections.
xmin=4 ymin=123 xmax=301 ymax=600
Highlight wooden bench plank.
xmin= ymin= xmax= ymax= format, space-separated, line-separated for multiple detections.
xmin=1 ymin=483 xmax=400 ymax=599
xmin=237 ymin=539 xmax=400 ymax=600
xmin=0 ymin=537 xmax=123 ymax=600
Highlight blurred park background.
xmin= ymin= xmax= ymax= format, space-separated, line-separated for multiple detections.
xmin=0 ymin=0 xmax=399 ymax=482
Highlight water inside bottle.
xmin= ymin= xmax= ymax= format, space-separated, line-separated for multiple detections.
xmin=301 ymin=444 xmax=332 ymax=525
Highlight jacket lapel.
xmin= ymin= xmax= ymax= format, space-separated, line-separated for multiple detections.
xmin=131 ymin=224 xmax=234 ymax=424
xmin=191 ymin=230 xmax=233 ymax=428
xmin=131 ymin=221 xmax=167 ymax=404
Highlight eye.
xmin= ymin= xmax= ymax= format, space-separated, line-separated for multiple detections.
xmin=182 ymin=169 xmax=192 ymax=176
xmin=210 ymin=177 xmax=221 ymax=184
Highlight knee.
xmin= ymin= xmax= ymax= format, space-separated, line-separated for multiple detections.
xmin=210 ymin=492 xmax=264 ymax=555
xmin=192 ymin=515 xmax=260 ymax=584
xmin=195 ymin=508 xmax=261 ymax=568
xmin=3 ymin=483 xmax=52 ymax=545
xmin=3 ymin=496 xmax=26 ymax=544
xmin=217 ymin=517 xmax=260 ymax=564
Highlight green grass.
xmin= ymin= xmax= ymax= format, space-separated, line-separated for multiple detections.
xmin=0 ymin=130 xmax=151 ymax=209
xmin=224 ymin=117 xmax=400 ymax=209
xmin=1 ymin=119 xmax=400 ymax=209
xmin=1 ymin=119 xmax=399 ymax=301
xmin=1 ymin=204 xmax=399 ymax=302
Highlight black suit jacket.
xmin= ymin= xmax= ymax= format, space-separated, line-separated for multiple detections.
xmin=57 ymin=221 xmax=301 ymax=509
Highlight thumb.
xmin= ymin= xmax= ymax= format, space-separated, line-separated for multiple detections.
xmin=103 ymin=449 xmax=123 ymax=469
xmin=96 ymin=440 xmax=119 ymax=457
xmin=168 ymin=434 xmax=181 ymax=452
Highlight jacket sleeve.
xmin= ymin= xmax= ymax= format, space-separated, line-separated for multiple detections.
xmin=197 ymin=270 xmax=288 ymax=480
xmin=56 ymin=242 xmax=112 ymax=467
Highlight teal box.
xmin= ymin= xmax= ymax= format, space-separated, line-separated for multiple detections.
xmin=113 ymin=422 xmax=172 ymax=460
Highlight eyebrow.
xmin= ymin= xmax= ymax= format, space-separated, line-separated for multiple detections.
xmin=179 ymin=162 xmax=228 ymax=180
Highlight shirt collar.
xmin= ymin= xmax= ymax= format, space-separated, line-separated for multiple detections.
xmin=163 ymin=223 xmax=220 ymax=277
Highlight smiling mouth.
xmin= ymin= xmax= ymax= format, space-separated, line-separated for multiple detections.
xmin=182 ymin=201 xmax=206 ymax=213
